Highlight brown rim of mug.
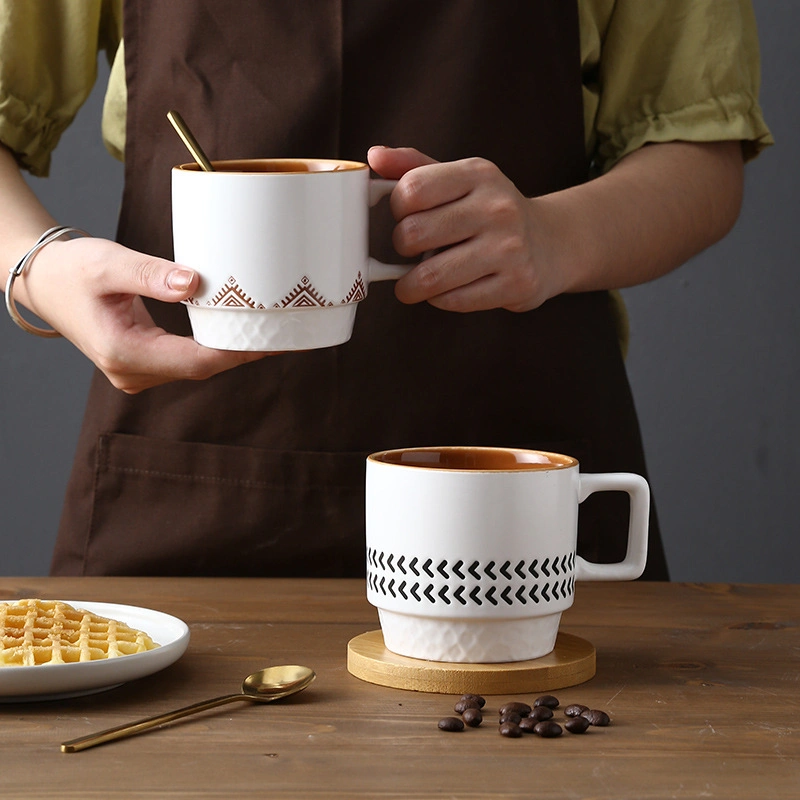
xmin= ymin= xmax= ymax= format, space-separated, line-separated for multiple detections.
xmin=368 ymin=446 xmax=578 ymax=472
xmin=175 ymin=158 xmax=369 ymax=174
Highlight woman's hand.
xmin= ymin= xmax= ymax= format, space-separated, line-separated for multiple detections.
xmin=367 ymin=146 xmax=568 ymax=313
xmin=368 ymin=141 xmax=744 ymax=313
xmin=17 ymin=235 xmax=269 ymax=394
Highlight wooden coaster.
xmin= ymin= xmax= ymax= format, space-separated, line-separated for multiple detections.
xmin=347 ymin=630 xmax=595 ymax=695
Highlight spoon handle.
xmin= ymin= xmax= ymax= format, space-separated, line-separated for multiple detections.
xmin=167 ymin=110 xmax=214 ymax=172
xmin=61 ymin=693 xmax=247 ymax=752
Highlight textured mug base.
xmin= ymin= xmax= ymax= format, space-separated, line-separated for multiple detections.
xmin=185 ymin=304 xmax=357 ymax=351
xmin=378 ymin=609 xmax=562 ymax=663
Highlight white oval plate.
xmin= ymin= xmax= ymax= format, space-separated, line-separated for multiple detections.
xmin=0 ymin=601 xmax=190 ymax=702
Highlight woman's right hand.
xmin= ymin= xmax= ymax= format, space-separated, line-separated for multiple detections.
xmin=15 ymin=235 xmax=270 ymax=393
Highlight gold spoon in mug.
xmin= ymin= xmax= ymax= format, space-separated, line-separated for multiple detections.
xmin=61 ymin=664 xmax=316 ymax=753
xmin=167 ymin=109 xmax=215 ymax=172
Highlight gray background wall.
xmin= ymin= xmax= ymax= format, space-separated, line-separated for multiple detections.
xmin=1 ymin=2 xmax=797 ymax=580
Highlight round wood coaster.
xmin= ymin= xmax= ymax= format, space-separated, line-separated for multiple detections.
xmin=347 ymin=630 xmax=595 ymax=695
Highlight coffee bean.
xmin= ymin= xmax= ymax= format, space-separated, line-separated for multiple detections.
xmin=529 ymin=705 xmax=554 ymax=722
xmin=499 ymin=701 xmax=531 ymax=717
xmin=518 ymin=717 xmax=538 ymax=733
xmin=498 ymin=712 xmax=522 ymax=725
xmin=581 ymin=709 xmax=611 ymax=727
xmin=462 ymin=707 xmax=483 ymax=728
xmin=534 ymin=694 xmax=560 ymax=709
xmin=459 ymin=693 xmax=486 ymax=708
xmin=454 ymin=698 xmax=482 ymax=714
xmin=499 ymin=721 xmax=523 ymax=738
xmin=438 ymin=717 xmax=465 ymax=732
xmin=564 ymin=704 xmax=589 ymax=718
xmin=565 ymin=716 xmax=591 ymax=734
xmin=533 ymin=720 xmax=563 ymax=738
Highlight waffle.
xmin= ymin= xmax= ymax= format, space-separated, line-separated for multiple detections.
xmin=0 ymin=599 xmax=159 ymax=667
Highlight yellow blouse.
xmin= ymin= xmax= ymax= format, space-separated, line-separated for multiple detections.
xmin=0 ymin=0 xmax=773 ymax=177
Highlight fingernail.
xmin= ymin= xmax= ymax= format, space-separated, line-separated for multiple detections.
xmin=167 ymin=268 xmax=194 ymax=292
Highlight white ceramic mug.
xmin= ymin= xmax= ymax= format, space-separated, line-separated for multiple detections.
xmin=171 ymin=158 xmax=409 ymax=351
xmin=365 ymin=446 xmax=649 ymax=663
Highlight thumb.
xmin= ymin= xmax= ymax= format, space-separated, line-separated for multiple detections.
xmin=119 ymin=250 xmax=200 ymax=302
xmin=367 ymin=145 xmax=440 ymax=179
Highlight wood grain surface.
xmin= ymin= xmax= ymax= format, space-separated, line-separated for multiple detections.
xmin=1 ymin=578 xmax=798 ymax=799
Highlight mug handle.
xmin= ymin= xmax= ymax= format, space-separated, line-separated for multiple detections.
xmin=367 ymin=179 xmax=414 ymax=281
xmin=574 ymin=473 xmax=650 ymax=581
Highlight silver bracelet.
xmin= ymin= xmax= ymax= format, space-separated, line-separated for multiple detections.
xmin=5 ymin=225 xmax=91 ymax=337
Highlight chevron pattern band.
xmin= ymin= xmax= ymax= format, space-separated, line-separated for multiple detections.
xmin=366 ymin=549 xmax=576 ymax=607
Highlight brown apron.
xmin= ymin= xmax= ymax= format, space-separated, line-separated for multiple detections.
xmin=51 ymin=0 xmax=669 ymax=580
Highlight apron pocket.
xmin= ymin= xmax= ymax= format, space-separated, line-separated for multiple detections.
xmin=85 ymin=433 xmax=369 ymax=576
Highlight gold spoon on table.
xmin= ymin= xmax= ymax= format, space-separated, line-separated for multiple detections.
xmin=167 ymin=109 xmax=215 ymax=172
xmin=61 ymin=664 xmax=316 ymax=753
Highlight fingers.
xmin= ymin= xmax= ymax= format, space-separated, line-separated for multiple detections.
xmin=423 ymin=275 xmax=507 ymax=313
xmin=367 ymin=145 xmax=439 ymax=180
xmin=390 ymin=158 xmax=494 ymax=223
xmin=81 ymin=295 xmax=272 ymax=394
xmin=368 ymin=146 xmax=478 ymax=223
xmin=22 ymin=236 xmax=274 ymax=393
xmin=386 ymin=158 xmax=518 ymax=260
xmin=384 ymin=158 xmax=547 ymax=311
xmin=394 ymin=243 xmax=532 ymax=313
xmin=72 ymin=238 xmax=200 ymax=302
xmin=370 ymin=152 xmax=569 ymax=313
xmin=25 ymin=238 xmax=200 ymax=320
xmin=391 ymin=188 xmax=480 ymax=257
xmin=99 ymin=329 xmax=272 ymax=394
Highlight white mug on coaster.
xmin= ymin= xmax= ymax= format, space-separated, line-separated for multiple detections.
xmin=171 ymin=158 xmax=408 ymax=351
xmin=365 ymin=447 xmax=649 ymax=663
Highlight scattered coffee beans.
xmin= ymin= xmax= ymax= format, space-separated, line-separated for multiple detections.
xmin=534 ymin=694 xmax=560 ymax=709
xmin=454 ymin=697 xmax=482 ymax=714
xmin=499 ymin=701 xmax=531 ymax=718
xmin=518 ymin=717 xmax=538 ymax=733
xmin=564 ymin=703 xmax=589 ymax=717
xmin=529 ymin=705 xmax=554 ymax=722
xmin=564 ymin=715 xmax=591 ymax=734
xmin=581 ymin=709 xmax=611 ymax=727
xmin=533 ymin=720 xmax=563 ymax=738
xmin=460 ymin=693 xmax=486 ymax=708
xmin=438 ymin=693 xmax=612 ymax=740
xmin=499 ymin=721 xmax=523 ymax=738
xmin=462 ymin=707 xmax=483 ymax=728
xmin=438 ymin=716 xmax=465 ymax=732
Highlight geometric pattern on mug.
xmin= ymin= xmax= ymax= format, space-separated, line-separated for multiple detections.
xmin=366 ymin=549 xmax=575 ymax=607
xmin=206 ymin=276 xmax=267 ymax=309
xmin=366 ymin=572 xmax=576 ymax=607
xmin=274 ymin=275 xmax=333 ymax=309
xmin=342 ymin=271 xmax=366 ymax=303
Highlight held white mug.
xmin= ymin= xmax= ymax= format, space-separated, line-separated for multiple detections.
xmin=365 ymin=447 xmax=649 ymax=663
xmin=171 ymin=158 xmax=409 ymax=351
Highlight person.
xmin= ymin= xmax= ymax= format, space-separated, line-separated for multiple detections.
xmin=0 ymin=1 xmax=772 ymax=578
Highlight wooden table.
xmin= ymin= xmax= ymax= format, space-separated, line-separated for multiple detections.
xmin=1 ymin=578 xmax=798 ymax=798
